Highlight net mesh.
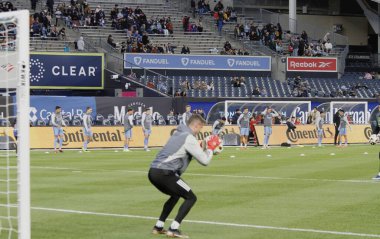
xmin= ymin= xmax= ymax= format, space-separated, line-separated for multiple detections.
xmin=0 ymin=14 xmax=20 ymax=239
xmin=207 ymin=101 xmax=311 ymax=124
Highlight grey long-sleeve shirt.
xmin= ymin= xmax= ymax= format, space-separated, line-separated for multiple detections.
xmin=150 ymin=124 xmax=213 ymax=175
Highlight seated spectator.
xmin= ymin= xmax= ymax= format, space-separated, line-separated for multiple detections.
xmin=107 ymin=34 xmax=116 ymax=48
xmin=324 ymin=39 xmax=332 ymax=54
xmin=57 ymin=27 xmax=66 ymax=40
xmin=193 ymin=80 xmax=200 ymax=89
xmin=181 ymin=45 xmax=190 ymax=54
xmin=239 ymin=77 xmax=246 ymax=85
xmin=147 ymin=81 xmax=155 ymax=89
xmin=364 ymin=72 xmax=374 ymax=80
xmin=252 ymin=87 xmax=260 ymax=96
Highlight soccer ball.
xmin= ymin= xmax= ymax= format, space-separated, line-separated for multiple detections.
xmin=369 ymin=134 xmax=379 ymax=145
xmin=213 ymin=144 xmax=224 ymax=155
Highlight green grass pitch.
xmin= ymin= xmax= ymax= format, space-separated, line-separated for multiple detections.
xmin=28 ymin=145 xmax=380 ymax=239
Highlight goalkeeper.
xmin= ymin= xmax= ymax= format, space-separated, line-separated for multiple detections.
xmin=148 ymin=114 xmax=221 ymax=238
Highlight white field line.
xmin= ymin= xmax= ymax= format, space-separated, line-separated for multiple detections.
xmin=31 ymin=166 xmax=378 ymax=184
xmin=31 ymin=206 xmax=380 ymax=238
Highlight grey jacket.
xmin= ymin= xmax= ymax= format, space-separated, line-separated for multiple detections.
xmin=150 ymin=124 xmax=213 ymax=175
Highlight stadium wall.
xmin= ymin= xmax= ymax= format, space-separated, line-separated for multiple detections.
xmin=0 ymin=124 xmax=370 ymax=149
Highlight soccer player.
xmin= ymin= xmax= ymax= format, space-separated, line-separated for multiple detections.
xmin=337 ymin=110 xmax=351 ymax=147
xmin=261 ymin=107 xmax=279 ymax=149
xmin=212 ymin=117 xmax=226 ymax=136
xmin=51 ymin=106 xmax=66 ymax=153
xmin=123 ymin=108 xmax=134 ymax=152
xmin=333 ymin=110 xmax=341 ymax=145
xmin=148 ymin=114 xmax=221 ymax=238
xmin=181 ymin=105 xmax=192 ymax=125
xmin=82 ymin=107 xmax=93 ymax=152
xmin=142 ymin=108 xmax=153 ymax=151
xmin=237 ymin=108 xmax=250 ymax=149
xmin=315 ymin=111 xmax=325 ymax=147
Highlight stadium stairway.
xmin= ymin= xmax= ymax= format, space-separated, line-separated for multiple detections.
xmin=53 ymin=0 xmax=229 ymax=55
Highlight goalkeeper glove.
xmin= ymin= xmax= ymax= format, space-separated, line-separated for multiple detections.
xmin=207 ymin=135 xmax=222 ymax=151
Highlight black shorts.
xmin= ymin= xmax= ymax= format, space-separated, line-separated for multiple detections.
xmin=148 ymin=168 xmax=193 ymax=198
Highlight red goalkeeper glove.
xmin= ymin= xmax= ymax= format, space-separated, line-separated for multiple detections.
xmin=207 ymin=135 xmax=221 ymax=151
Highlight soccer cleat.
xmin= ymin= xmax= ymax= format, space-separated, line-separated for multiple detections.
xmin=166 ymin=228 xmax=189 ymax=238
xmin=82 ymin=147 xmax=90 ymax=153
xmin=59 ymin=149 xmax=63 ymax=153
xmin=144 ymin=148 xmax=151 ymax=152
xmin=372 ymin=174 xmax=380 ymax=180
xmin=123 ymin=148 xmax=130 ymax=152
xmin=151 ymin=226 xmax=167 ymax=235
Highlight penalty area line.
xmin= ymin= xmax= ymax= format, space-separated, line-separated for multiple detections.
xmin=31 ymin=206 xmax=380 ymax=238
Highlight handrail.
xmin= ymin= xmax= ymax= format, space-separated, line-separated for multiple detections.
xmin=105 ymin=68 xmax=169 ymax=98
xmin=106 ymin=53 xmax=175 ymax=97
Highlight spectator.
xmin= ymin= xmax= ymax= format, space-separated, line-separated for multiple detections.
xmin=324 ymin=39 xmax=332 ymax=54
xmin=77 ymin=36 xmax=85 ymax=51
xmin=301 ymin=30 xmax=308 ymax=43
xmin=364 ymin=72 xmax=374 ymax=80
xmin=181 ymin=45 xmax=190 ymax=54
xmin=252 ymin=87 xmax=260 ymax=96
xmin=107 ymin=34 xmax=116 ymax=48
xmin=57 ymin=27 xmax=66 ymax=40
xmin=142 ymin=32 xmax=149 ymax=45
xmin=240 ymin=76 xmax=246 ymax=85
xmin=46 ymin=0 xmax=54 ymax=14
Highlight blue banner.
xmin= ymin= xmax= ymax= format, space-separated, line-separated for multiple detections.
xmin=30 ymin=53 xmax=104 ymax=89
xmin=29 ymin=96 xmax=96 ymax=122
xmin=124 ymin=53 xmax=271 ymax=71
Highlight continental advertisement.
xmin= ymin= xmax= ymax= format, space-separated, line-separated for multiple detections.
xmin=0 ymin=124 xmax=371 ymax=149
xmin=254 ymin=124 xmax=372 ymax=145
xmin=29 ymin=125 xmax=240 ymax=149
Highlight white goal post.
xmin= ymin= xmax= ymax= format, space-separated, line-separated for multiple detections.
xmin=329 ymin=101 xmax=368 ymax=124
xmin=0 ymin=10 xmax=30 ymax=239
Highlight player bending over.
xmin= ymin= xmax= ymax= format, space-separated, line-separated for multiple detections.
xmin=148 ymin=114 xmax=221 ymax=238
xmin=142 ymin=108 xmax=153 ymax=151
xmin=212 ymin=116 xmax=226 ymax=136
xmin=181 ymin=105 xmax=192 ymax=125
xmin=337 ymin=110 xmax=351 ymax=147
xmin=315 ymin=111 xmax=325 ymax=147
xmin=237 ymin=108 xmax=250 ymax=149
xmin=51 ymin=106 xmax=66 ymax=153
xmin=82 ymin=107 xmax=93 ymax=152
xmin=262 ymin=107 xmax=278 ymax=149
xmin=123 ymin=108 xmax=134 ymax=152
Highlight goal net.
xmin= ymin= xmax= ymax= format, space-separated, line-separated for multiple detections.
xmin=325 ymin=101 xmax=368 ymax=124
xmin=205 ymin=100 xmax=311 ymax=124
xmin=0 ymin=10 xmax=30 ymax=239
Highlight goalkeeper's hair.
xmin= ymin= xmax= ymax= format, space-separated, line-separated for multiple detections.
xmin=188 ymin=114 xmax=206 ymax=125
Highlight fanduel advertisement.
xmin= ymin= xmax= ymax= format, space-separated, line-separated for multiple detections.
xmin=30 ymin=52 xmax=104 ymax=89
xmin=287 ymin=57 xmax=337 ymax=72
xmin=124 ymin=53 xmax=271 ymax=71
xmin=29 ymin=96 xmax=96 ymax=122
